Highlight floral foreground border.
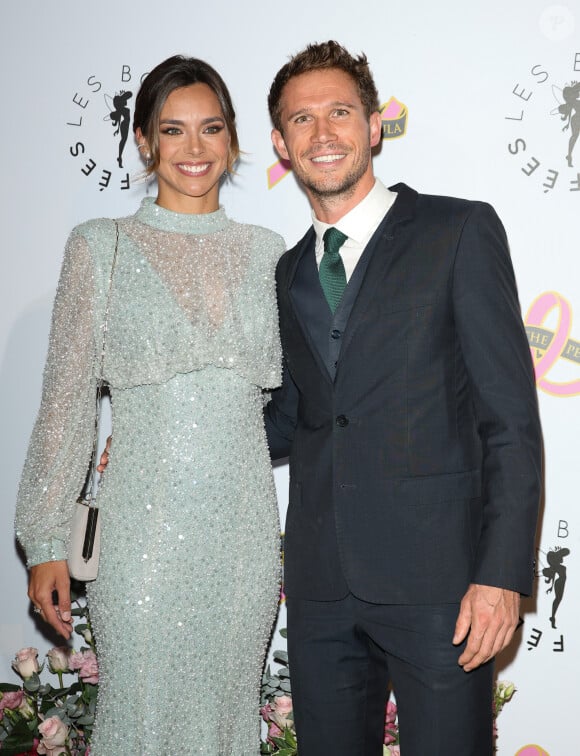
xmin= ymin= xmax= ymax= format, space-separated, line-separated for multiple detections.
xmin=0 ymin=593 xmax=96 ymax=756
xmin=0 ymin=613 xmax=515 ymax=756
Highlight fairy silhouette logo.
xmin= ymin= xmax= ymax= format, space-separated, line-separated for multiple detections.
xmin=525 ymin=528 xmax=572 ymax=656
xmin=542 ymin=546 xmax=570 ymax=629
xmin=551 ymin=81 xmax=580 ymax=168
xmin=505 ymin=49 xmax=580 ymax=194
xmin=66 ymin=64 xmax=147 ymax=193
xmin=104 ymin=90 xmax=133 ymax=169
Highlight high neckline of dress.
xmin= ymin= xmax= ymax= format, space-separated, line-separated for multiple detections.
xmin=135 ymin=197 xmax=229 ymax=234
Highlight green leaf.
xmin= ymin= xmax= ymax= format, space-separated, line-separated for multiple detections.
xmin=0 ymin=723 xmax=36 ymax=755
xmin=76 ymin=714 xmax=95 ymax=725
xmin=23 ymin=674 xmax=40 ymax=693
xmin=45 ymin=705 xmax=67 ymax=719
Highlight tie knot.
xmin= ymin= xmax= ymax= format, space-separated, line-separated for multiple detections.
xmin=323 ymin=227 xmax=348 ymax=257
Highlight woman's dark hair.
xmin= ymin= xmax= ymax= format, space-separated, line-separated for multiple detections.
xmin=134 ymin=55 xmax=239 ymax=172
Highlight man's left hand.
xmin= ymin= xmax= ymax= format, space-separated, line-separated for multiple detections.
xmin=453 ymin=583 xmax=520 ymax=671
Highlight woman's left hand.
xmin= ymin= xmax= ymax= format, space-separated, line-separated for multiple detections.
xmin=29 ymin=560 xmax=73 ymax=639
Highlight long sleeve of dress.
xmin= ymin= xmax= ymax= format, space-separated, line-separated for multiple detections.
xmin=15 ymin=231 xmax=100 ymax=567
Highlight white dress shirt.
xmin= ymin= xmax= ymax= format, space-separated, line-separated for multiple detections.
xmin=312 ymin=180 xmax=398 ymax=282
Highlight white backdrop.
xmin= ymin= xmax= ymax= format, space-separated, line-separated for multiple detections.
xmin=1 ymin=2 xmax=578 ymax=753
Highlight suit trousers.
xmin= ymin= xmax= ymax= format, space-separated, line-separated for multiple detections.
xmin=286 ymin=593 xmax=494 ymax=756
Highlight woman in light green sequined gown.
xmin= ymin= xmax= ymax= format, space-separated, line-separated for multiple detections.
xmin=16 ymin=56 xmax=284 ymax=755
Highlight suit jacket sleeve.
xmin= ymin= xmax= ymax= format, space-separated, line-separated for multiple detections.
xmin=264 ymin=356 xmax=299 ymax=460
xmin=453 ymin=202 xmax=542 ymax=595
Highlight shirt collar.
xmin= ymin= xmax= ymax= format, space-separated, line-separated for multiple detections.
xmin=311 ymin=179 xmax=398 ymax=245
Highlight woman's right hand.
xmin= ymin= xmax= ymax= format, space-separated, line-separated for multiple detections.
xmin=28 ymin=561 xmax=73 ymax=639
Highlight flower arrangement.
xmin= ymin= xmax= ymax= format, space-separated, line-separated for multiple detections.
xmin=2 ymin=613 xmax=515 ymax=756
xmin=383 ymin=700 xmax=400 ymax=755
xmin=260 ymin=630 xmax=515 ymax=755
xmin=260 ymin=629 xmax=296 ymax=756
xmin=0 ymin=593 xmax=97 ymax=756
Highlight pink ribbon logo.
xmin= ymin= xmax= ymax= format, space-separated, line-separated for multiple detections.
xmin=515 ymin=746 xmax=550 ymax=756
xmin=267 ymin=158 xmax=292 ymax=189
xmin=525 ymin=291 xmax=580 ymax=397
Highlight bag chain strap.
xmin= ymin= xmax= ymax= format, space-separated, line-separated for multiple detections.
xmin=80 ymin=220 xmax=120 ymax=502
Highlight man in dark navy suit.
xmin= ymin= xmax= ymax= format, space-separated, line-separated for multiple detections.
xmin=265 ymin=40 xmax=542 ymax=755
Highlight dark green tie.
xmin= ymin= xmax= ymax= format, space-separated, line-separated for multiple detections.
xmin=319 ymin=227 xmax=348 ymax=313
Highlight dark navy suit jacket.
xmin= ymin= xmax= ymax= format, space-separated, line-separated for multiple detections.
xmin=266 ymin=183 xmax=542 ymax=604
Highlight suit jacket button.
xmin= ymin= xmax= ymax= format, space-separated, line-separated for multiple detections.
xmin=336 ymin=415 xmax=349 ymax=427
xmin=331 ymin=329 xmax=341 ymax=339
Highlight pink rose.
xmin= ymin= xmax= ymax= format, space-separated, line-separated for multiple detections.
xmin=37 ymin=715 xmax=69 ymax=755
xmin=270 ymin=694 xmax=294 ymax=731
xmin=260 ymin=702 xmax=273 ymax=721
xmin=267 ymin=721 xmax=284 ymax=741
xmin=385 ymin=746 xmax=401 ymax=756
xmin=0 ymin=689 xmax=24 ymax=711
xmin=384 ymin=730 xmax=397 ymax=745
xmin=385 ymin=700 xmax=397 ymax=725
xmin=47 ymin=647 xmax=71 ymax=674
xmin=260 ymin=705 xmax=284 ymax=745
xmin=12 ymin=648 xmax=40 ymax=679
xmin=69 ymin=649 xmax=99 ymax=684
xmin=273 ymin=695 xmax=293 ymax=716
xmin=384 ymin=700 xmax=399 ymax=745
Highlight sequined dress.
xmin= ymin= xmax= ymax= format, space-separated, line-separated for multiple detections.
xmin=16 ymin=198 xmax=285 ymax=755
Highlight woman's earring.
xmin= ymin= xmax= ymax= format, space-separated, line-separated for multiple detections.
xmin=138 ymin=144 xmax=153 ymax=193
xmin=138 ymin=143 xmax=151 ymax=162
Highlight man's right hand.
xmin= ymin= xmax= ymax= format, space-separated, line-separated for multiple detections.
xmin=28 ymin=561 xmax=73 ymax=639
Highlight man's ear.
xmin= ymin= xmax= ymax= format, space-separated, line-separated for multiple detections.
xmin=271 ymin=128 xmax=290 ymax=161
xmin=369 ymin=111 xmax=382 ymax=148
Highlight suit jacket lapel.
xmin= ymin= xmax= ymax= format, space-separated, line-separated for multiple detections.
xmin=285 ymin=228 xmax=335 ymax=383
xmin=337 ymin=183 xmax=418 ymax=364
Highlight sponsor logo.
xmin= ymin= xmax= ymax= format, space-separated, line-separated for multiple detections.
xmin=267 ymin=158 xmax=292 ymax=190
xmin=525 ymin=291 xmax=580 ymax=396
xmin=380 ymin=97 xmax=408 ymax=140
